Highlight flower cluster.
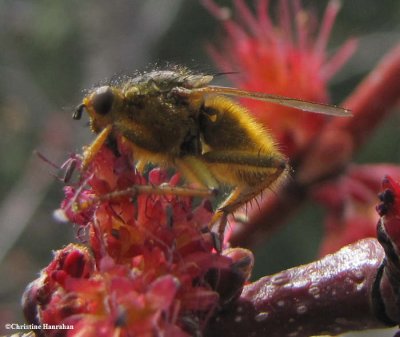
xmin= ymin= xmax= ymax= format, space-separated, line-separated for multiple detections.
xmin=377 ymin=175 xmax=400 ymax=251
xmin=314 ymin=164 xmax=400 ymax=255
xmin=22 ymin=139 xmax=252 ymax=337
xmin=202 ymin=0 xmax=356 ymax=156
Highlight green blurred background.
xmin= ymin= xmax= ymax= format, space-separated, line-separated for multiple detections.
xmin=0 ymin=1 xmax=400 ymax=336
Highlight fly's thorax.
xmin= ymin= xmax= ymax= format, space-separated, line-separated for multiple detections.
xmin=128 ymin=69 xmax=214 ymax=91
xmin=120 ymin=80 xmax=198 ymax=127
xmin=112 ymin=82 xmax=199 ymax=156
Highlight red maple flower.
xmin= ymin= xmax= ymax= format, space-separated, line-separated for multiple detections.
xmin=202 ymin=0 xmax=356 ymax=156
xmin=23 ymin=138 xmax=253 ymax=336
xmin=314 ymin=164 xmax=400 ymax=256
xmin=377 ymin=175 xmax=400 ymax=251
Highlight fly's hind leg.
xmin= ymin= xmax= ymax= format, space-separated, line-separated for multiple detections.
xmin=202 ymin=150 xmax=288 ymax=240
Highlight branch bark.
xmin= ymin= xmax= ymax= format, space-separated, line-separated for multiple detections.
xmin=206 ymin=239 xmax=394 ymax=337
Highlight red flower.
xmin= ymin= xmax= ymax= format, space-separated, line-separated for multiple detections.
xmin=377 ymin=175 xmax=400 ymax=251
xmin=202 ymin=0 xmax=356 ymax=156
xmin=314 ymin=164 xmax=400 ymax=256
xmin=23 ymin=137 xmax=253 ymax=337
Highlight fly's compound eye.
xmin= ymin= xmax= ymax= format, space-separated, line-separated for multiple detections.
xmin=92 ymin=86 xmax=114 ymax=116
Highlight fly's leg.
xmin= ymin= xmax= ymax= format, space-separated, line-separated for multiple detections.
xmin=75 ymin=183 xmax=214 ymax=210
xmin=201 ymin=150 xmax=288 ymax=240
xmin=81 ymin=125 xmax=113 ymax=169
xmin=74 ymin=156 xmax=219 ymax=212
xmin=175 ymin=156 xmax=219 ymax=193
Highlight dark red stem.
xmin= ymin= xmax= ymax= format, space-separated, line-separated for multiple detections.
xmin=206 ymin=238 xmax=394 ymax=337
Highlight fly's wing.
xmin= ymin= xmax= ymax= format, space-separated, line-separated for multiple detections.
xmin=199 ymin=86 xmax=351 ymax=117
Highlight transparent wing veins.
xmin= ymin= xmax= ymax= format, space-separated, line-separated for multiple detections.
xmin=202 ymin=86 xmax=351 ymax=117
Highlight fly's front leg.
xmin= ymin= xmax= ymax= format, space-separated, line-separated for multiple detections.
xmin=82 ymin=125 xmax=113 ymax=169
